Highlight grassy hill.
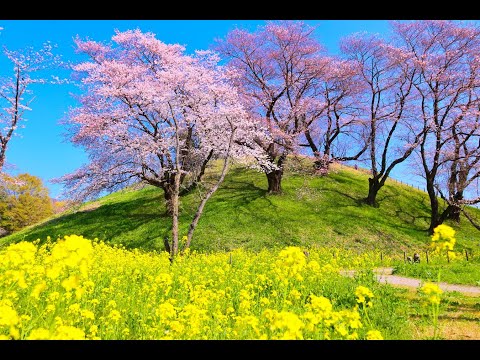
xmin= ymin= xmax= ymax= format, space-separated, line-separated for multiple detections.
xmin=2 ymin=159 xmax=480 ymax=255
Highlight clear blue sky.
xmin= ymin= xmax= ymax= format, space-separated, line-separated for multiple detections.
xmin=0 ymin=20 xmax=406 ymax=199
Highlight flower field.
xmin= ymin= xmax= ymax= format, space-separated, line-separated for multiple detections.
xmin=0 ymin=235 xmax=401 ymax=340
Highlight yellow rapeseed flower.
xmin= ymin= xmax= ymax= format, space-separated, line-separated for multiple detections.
xmin=51 ymin=325 xmax=86 ymax=340
xmin=355 ymin=286 xmax=374 ymax=307
xmin=108 ymin=310 xmax=121 ymax=322
xmin=289 ymin=289 xmax=301 ymax=301
xmin=430 ymin=224 xmax=456 ymax=255
xmin=366 ymin=330 xmax=384 ymax=340
xmin=156 ymin=302 xmax=176 ymax=320
xmin=308 ymin=295 xmax=333 ymax=314
xmin=81 ymin=309 xmax=95 ymax=321
xmin=260 ymin=297 xmax=270 ymax=307
xmin=67 ymin=303 xmax=81 ymax=315
xmin=2 ymin=241 xmax=37 ymax=268
xmin=27 ymin=328 xmax=51 ymax=340
xmin=47 ymin=292 xmax=60 ymax=302
xmin=30 ymin=281 xmax=47 ymax=300
xmin=419 ymin=283 xmax=443 ymax=305
xmin=0 ymin=301 xmax=19 ymax=327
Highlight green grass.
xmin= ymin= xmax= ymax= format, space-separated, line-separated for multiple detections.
xmin=393 ymin=258 xmax=480 ymax=286
xmin=391 ymin=285 xmax=480 ymax=339
xmin=2 ymin=159 xmax=480 ymax=256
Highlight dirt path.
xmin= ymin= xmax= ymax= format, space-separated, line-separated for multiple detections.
xmin=341 ymin=267 xmax=480 ymax=296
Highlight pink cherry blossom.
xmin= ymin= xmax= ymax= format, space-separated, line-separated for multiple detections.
xmin=55 ymin=29 xmax=269 ymax=258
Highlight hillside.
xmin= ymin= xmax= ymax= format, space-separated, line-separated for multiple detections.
xmin=2 ymin=160 xmax=480 ymax=255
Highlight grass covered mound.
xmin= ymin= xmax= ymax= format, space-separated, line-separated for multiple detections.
xmin=2 ymin=159 xmax=480 ymax=255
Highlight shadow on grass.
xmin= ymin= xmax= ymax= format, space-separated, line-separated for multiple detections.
xmin=12 ymin=194 xmax=164 ymax=250
xmin=319 ymin=188 xmax=366 ymax=206
xmin=394 ymin=209 xmax=430 ymax=226
xmin=310 ymin=183 xmax=431 ymax=243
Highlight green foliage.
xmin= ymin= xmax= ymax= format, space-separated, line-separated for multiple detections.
xmin=0 ymin=173 xmax=54 ymax=234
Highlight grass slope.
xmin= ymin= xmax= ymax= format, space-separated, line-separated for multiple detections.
xmin=2 ymin=160 xmax=480 ymax=255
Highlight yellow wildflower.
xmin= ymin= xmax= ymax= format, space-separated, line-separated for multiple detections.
xmin=51 ymin=326 xmax=85 ymax=340
xmin=307 ymin=294 xmax=333 ymax=317
xmin=61 ymin=275 xmax=80 ymax=292
xmin=48 ymin=292 xmax=60 ymax=302
xmin=366 ymin=330 xmax=384 ymax=340
xmin=109 ymin=310 xmax=121 ymax=322
xmin=419 ymin=283 xmax=443 ymax=305
xmin=260 ymin=297 xmax=270 ymax=306
xmin=9 ymin=326 xmax=19 ymax=339
xmin=68 ymin=303 xmax=81 ymax=315
xmin=156 ymin=302 xmax=176 ymax=320
xmin=430 ymin=224 xmax=456 ymax=255
xmin=2 ymin=241 xmax=37 ymax=268
xmin=81 ymin=309 xmax=95 ymax=321
xmin=30 ymin=281 xmax=47 ymax=300
xmin=0 ymin=301 xmax=19 ymax=327
xmin=27 ymin=328 xmax=51 ymax=340
xmin=355 ymin=286 xmax=374 ymax=307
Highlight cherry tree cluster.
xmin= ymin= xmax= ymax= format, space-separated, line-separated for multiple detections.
xmin=216 ymin=21 xmax=327 ymax=193
xmin=56 ymin=29 xmax=269 ymax=257
xmin=57 ymin=21 xmax=480 ymax=243
xmin=392 ymin=20 xmax=480 ymax=231
xmin=217 ymin=20 xmax=480 ymax=231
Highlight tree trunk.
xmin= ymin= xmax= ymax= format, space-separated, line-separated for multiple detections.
xmin=179 ymin=149 xmax=213 ymax=196
xmin=163 ymin=183 xmax=175 ymax=216
xmin=449 ymin=205 xmax=461 ymax=222
xmin=313 ymin=153 xmax=331 ymax=176
xmin=170 ymin=172 xmax=181 ymax=260
xmin=266 ymin=169 xmax=283 ymax=194
xmin=446 ymin=191 xmax=463 ymax=223
xmin=365 ymin=177 xmax=380 ymax=207
xmin=426 ymin=177 xmax=440 ymax=234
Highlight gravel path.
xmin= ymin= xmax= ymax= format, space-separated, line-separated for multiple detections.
xmin=341 ymin=267 xmax=480 ymax=296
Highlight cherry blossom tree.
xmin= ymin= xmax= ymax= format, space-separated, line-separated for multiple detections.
xmin=298 ymin=56 xmax=368 ymax=174
xmin=435 ymin=106 xmax=480 ymax=226
xmin=423 ymin=48 xmax=480 ymax=228
xmin=341 ymin=32 xmax=422 ymax=206
xmin=215 ymin=21 xmax=324 ymax=193
xmin=393 ymin=20 xmax=480 ymax=232
xmin=0 ymin=32 xmax=62 ymax=172
xmin=56 ymin=29 xmax=267 ymax=259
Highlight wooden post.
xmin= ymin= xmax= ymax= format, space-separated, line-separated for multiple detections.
xmin=447 ymin=251 xmax=450 ymax=263
xmin=403 ymin=251 xmax=406 ymax=264
xmin=465 ymin=249 xmax=469 ymax=262
xmin=425 ymin=250 xmax=429 ymax=264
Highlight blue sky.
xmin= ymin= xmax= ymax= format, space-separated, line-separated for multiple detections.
xmin=0 ymin=20 xmax=407 ymax=199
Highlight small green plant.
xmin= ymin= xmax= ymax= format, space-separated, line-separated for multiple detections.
xmin=418 ymin=282 xmax=443 ymax=339
xmin=417 ymin=224 xmax=457 ymax=339
xmin=355 ymin=285 xmax=375 ymax=328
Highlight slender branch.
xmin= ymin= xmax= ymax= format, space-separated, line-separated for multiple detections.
xmin=184 ymin=121 xmax=237 ymax=250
